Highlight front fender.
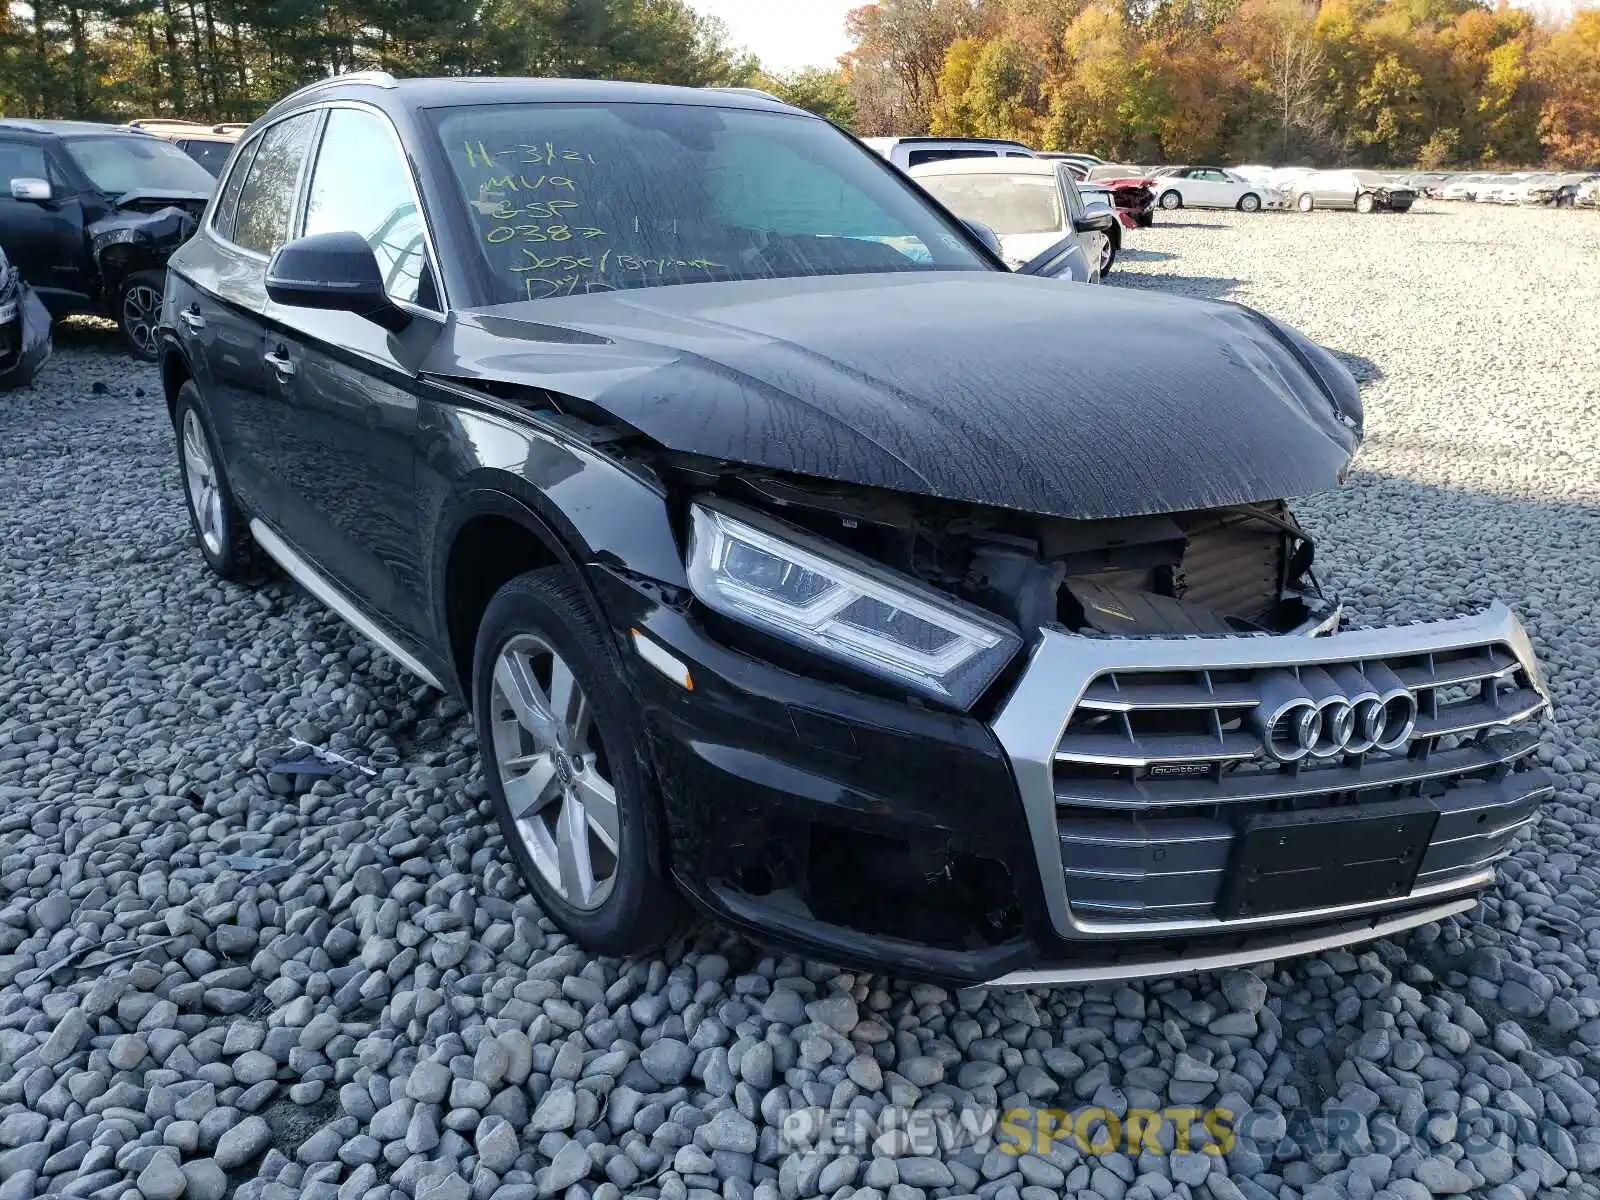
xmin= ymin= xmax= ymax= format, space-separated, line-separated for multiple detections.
xmin=89 ymin=208 xmax=198 ymax=292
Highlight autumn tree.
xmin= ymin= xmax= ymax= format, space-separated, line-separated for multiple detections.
xmin=1535 ymin=9 xmax=1600 ymax=167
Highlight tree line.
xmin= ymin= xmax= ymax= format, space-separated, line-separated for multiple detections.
xmin=843 ymin=0 xmax=1600 ymax=168
xmin=0 ymin=0 xmax=1594 ymax=169
xmin=0 ymin=0 xmax=764 ymax=123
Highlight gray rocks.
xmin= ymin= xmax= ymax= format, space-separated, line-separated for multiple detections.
xmin=1 ymin=202 xmax=1597 ymax=1200
xmin=214 ymin=1115 xmax=273 ymax=1169
xmin=641 ymin=1037 xmax=696 ymax=1085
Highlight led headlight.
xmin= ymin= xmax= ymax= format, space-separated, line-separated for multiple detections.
xmin=686 ymin=500 xmax=1023 ymax=709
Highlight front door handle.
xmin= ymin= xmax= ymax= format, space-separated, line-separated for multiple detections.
xmin=263 ymin=348 xmax=296 ymax=380
xmin=179 ymin=308 xmax=205 ymax=332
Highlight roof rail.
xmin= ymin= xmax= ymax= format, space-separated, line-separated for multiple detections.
xmin=705 ymin=86 xmax=784 ymax=103
xmin=273 ymin=70 xmax=398 ymax=110
xmin=127 ymin=117 xmax=209 ymax=130
xmin=213 ymin=122 xmax=250 ymax=134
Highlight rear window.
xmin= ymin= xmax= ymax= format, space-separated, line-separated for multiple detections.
xmin=915 ymin=173 xmax=1064 ymax=236
xmin=906 ymin=148 xmax=997 ymax=167
xmin=61 ymin=135 xmax=216 ymax=195
xmin=183 ymin=140 xmax=234 ymax=176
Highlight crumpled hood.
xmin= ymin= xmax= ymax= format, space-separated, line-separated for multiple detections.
xmin=430 ymin=271 xmax=1363 ymax=520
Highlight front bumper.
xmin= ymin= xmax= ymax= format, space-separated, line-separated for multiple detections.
xmin=603 ymin=568 xmax=1551 ymax=986
xmin=0 ymin=268 xmax=51 ymax=391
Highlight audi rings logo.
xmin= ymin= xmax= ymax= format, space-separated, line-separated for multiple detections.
xmin=1251 ymin=665 xmax=1418 ymax=762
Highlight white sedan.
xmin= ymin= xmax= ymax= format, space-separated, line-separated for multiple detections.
xmin=1150 ymin=166 xmax=1283 ymax=211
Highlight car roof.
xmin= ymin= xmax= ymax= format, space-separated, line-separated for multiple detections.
xmin=863 ymin=135 xmax=1032 ymax=149
xmin=907 ymin=157 xmax=1058 ymax=178
xmin=263 ymin=73 xmax=806 ymax=123
xmin=0 ymin=118 xmax=153 ymax=138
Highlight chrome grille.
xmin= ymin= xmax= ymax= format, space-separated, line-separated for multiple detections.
xmin=1054 ymin=643 xmax=1549 ymax=923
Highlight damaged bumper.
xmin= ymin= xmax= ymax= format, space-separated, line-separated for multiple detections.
xmin=610 ymin=574 xmax=1550 ymax=986
xmin=0 ymin=266 xmax=52 ymax=390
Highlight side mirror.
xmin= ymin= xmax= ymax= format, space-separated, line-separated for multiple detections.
xmin=10 ymin=178 xmax=52 ymax=204
xmin=1074 ymin=209 xmax=1117 ymax=234
xmin=961 ymin=218 xmax=1003 ymax=258
xmin=265 ymin=231 xmax=409 ymax=333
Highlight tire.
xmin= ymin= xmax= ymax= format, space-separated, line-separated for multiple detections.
xmin=173 ymin=381 xmax=269 ymax=583
xmin=116 ymin=269 xmax=165 ymax=362
xmin=1238 ymin=193 xmax=1261 ymax=213
xmin=1297 ymin=192 xmax=1315 ymax=213
xmin=1099 ymin=230 xmax=1118 ymax=276
xmin=1158 ymin=190 xmax=1183 ymax=210
xmin=473 ymin=567 xmax=684 ymax=956
xmin=1355 ymin=192 xmax=1376 ymax=214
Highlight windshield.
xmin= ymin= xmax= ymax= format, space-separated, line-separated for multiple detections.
xmin=915 ymin=174 xmax=1064 ymax=236
xmin=63 ymin=135 xmax=216 ymax=195
xmin=428 ymin=102 xmax=989 ymax=304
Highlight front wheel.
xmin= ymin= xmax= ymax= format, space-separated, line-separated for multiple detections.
xmin=1297 ymin=192 xmax=1315 ymax=213
xmin=473 ymin=567 xmax=684 ymax=955
xmin=1355 ymin=192 xmax=1376 ymax=214
xmin=173 ymin=382 xmax=268 ymax=583
xmin=116 ymin=269 xmax=165 ymax=362
xmin=1158 ymin=190 xmax=1183 ymax=211
xmin=1238 ymin=193 xmax=1261 ymax=213
xmin=1099 ymin=231 xmax=1118 ymax=276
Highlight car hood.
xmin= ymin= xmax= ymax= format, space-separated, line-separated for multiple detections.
xmin=429 ymin=272 xmax=1363 ymax=520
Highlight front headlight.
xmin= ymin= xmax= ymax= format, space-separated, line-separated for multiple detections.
xmin=686 ymin=500 xmax=1023 ymax=709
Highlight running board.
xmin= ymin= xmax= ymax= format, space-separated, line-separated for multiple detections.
xmin=249 ymin=519 xmax=445 ymax=691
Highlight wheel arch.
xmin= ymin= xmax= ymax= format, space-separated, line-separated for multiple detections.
xmin=437 ymin=484 xmax=585 ymax=706
xmin=160 ymin=339 xmax=194 ymax=422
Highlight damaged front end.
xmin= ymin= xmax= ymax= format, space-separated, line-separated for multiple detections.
xmin=606 ymin=453 xmax=1551 ymax=985
xmin=89 ymin=198 xmax=202 ymax=300
xmin=432 ymin=274 xmax=1545 ymax=983
xmin=0 ymin=252 xmax=52 ymax=390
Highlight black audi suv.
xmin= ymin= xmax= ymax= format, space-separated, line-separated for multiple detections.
xmin=159 ymin=73 xmax=1552 ymax=987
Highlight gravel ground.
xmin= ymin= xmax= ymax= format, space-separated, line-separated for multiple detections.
xmin=3 ymin=203 xmax=1600 ymax=1200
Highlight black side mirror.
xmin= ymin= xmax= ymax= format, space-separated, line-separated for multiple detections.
xmin=961 ymin=218 xmax=1003 ymax=258
xmin=266 ymin=231 xmax=409 ymax=333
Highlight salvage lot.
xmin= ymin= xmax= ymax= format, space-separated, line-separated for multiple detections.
xmin=2 ymin=203 xmax=1600 ymax=1200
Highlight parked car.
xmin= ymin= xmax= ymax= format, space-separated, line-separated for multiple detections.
xmin=1151 ymin=165 xmax=1282 ymax=211
xmin=910 ymin=156 xmax=1115 ymax=279
xmin=0 ymin=119 xmax=215 ymax=358
xmin=1401 ymin=171 xmax=1452 ymax=198
xmin=1578 ymin=175 xmax=1600 ymax=209
xmin=1438 ymin=173 xmax=1495 ymax=201
xmin=162 ymin=74 xmax=1552 ymax=987
xmin=1035 ymin=152 xmax=1106 ymax=171
xmin=0 ymin=244 xmax=51 ymax=389
xmin=1289 ymin=169 xmax=1415 ymax=213
xmin=126 ymin=118 xmax=246 ymax=176
xmin=1079 ymin=164 xmax=1157 ymax=228
xmin=861 ymin=135 xmax=1036 ymax=170
xmin=1508 ymin=173 xmax=1586 ymax=207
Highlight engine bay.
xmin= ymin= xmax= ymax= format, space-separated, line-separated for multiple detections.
xmin=655 ymin=453 xmax=1328 ymax=640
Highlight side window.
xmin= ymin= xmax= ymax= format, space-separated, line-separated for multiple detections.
xmin=210 ymin=135 xmax=260 ymax=242
xmin=0 ymin=140 xmax=48 ymax=192
xmin=1060 ymin=175 xmax=1087 ymax=224
xmin=232 ymin=112 xmax=317 ymax=256
xmin=302 ymin=108 xmax=431 ymax=307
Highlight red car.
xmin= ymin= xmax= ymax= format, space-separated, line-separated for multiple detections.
xmin=1048 ymin=157 xmax=1157 ymax=228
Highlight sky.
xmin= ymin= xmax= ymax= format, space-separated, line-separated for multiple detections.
xmin=691 ymin=0 xmax=859 ymax=73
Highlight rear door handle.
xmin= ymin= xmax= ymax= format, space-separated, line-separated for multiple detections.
xmin=179 ymin=308 xmax=205 ymax=332
xmin=263 ymin=348 xmax=296 ymax=380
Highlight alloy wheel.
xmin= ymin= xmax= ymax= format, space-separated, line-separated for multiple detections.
xmin=181 ymin=409 xmax=225 ymax=557
xmin=1099 ymin=238 xmax=1113 ymax=275
xmin=122 ymin=283 xmax=161 ymax=357
xmin=490 ymin=633 xmax=620 ymax=910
